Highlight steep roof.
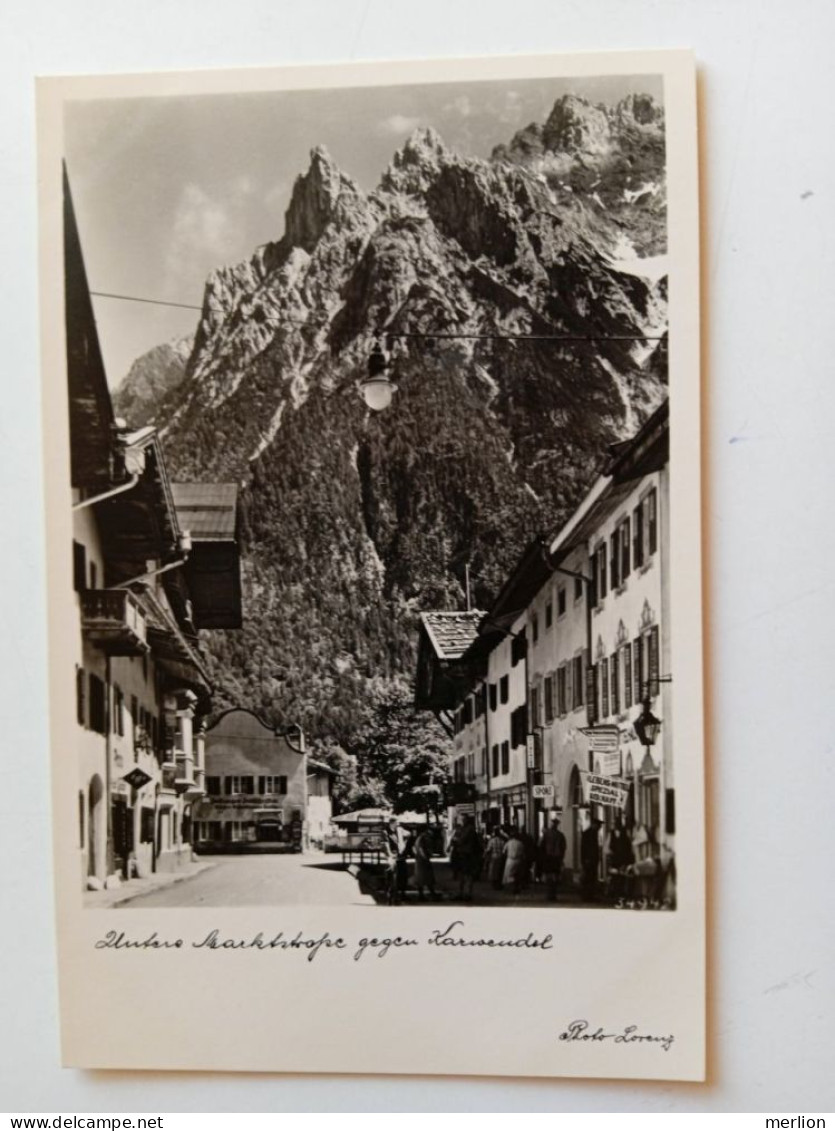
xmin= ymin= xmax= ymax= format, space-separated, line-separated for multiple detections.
xmin=419 ymin=610 xmax=485 ymax=661
xmin=171 ymin=482 xmax=238 ymax=540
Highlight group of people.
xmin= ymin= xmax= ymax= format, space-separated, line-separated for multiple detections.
xmin=382 ymin=812 xmax=672 ymax=906
xmin=383 ymin=815 xmax=572 ymax=903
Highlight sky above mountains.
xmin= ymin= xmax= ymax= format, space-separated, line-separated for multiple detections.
xmin=64 ymin=72 xmax=662 ymax=386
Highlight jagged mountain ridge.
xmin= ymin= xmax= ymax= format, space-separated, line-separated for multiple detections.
xmin=113 ymin=334 xmax=193 ymax=427
xmin=127 ymin=92 xmax=668 ymax=745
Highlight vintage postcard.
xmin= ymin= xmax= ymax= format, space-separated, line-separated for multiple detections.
xmin=38 ymin=49 xmax=704 ymax=1079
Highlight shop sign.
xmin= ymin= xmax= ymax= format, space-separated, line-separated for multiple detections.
xmin=598 ymin=750 xmax=622 ymax=777
xmin=526 ymin=734 xmax=535 ymax=769
xmin=456 ymin=803 xmax=475 ymax=816
xmin=582 ymin=725 xmax=620 ymax=753
xmin=532 ymin=784 xmax=554 ymax=800
xmin=585 ymin=773 xmax=629 ymax=810
xmin=122 ymin=767 xmax=152 ymax=789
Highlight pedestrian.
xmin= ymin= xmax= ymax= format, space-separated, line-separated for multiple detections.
xmin=580 ymin=816 xmax=602 ymax=902
xmin=413 ymin=825 xmax=439 ymax=900
xmin=449 ymin=814 xmax=481 ymax=901
xmin=484 ymin=826 xmax=506 ymax=891
xmin=519 ymin=828 xmax=537 ymax=889
xmin=607 ymin=818 xmax=633 ymax=902
xmin=503 ymin=827 xmax=526 ymax=895
xmin=539 ymin=817 xmax=567 ymax=902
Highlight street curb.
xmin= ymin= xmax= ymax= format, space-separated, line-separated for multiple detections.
xmin=87 ymin=862 xmax=217 ymax=909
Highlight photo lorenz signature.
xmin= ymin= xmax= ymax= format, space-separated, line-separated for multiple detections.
xmin=559 ymin=1019 xmax=675 ymax=1052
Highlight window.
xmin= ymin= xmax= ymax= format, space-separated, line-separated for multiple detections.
xmin=596 ymin=544 xmax=607 ymax=601
xmin=240 ymin=775 xmax=255 ymax=795
xmin=572 ymin=655 xmax=584 ymax=710
xmin=499 ymin=675 xmax=509 ymax=704
xmin=633 ymin=500 xmax=645 ymax=568
xmin=113 ymin=685 xmax=124 ymax=737
xmin=224 ymin=776 xmax=243 ymax=795
xmin=206 ymin=776 xmax=221 ymax=796
xmin=531 ymin=613 xmax=538 ymax=644
xmin=624 ymin=644 xmax=633 ymax=709
xmin=76 ymin=667 xmax=85 ymax=726
xmin=545 ymin=601 xmax=553 ymax=629
xmin=600 ymin=658 xmax=609 ymax=718
xmin=588 ymin=555 xmax=598 ymax=607
xmin=474 ymin=687 xmax=485 ymax=718
xmin=620 ymin=516 xmax=631 ymax=581
xmin=130 ymin=695 xmax=138 ymax=744
xmin=557 ymin=587 xmax=566 ymax=617
xmin=482 ymin=748 xmax=488 ymax=776
xmin=610 ymin=652 xmax=620 ymax=716
xmin=72 ymin=541 xmax=86 ymax=593
xmin=489 ymin=683 xmax=498 ymax=711
xmin=530 ymin=684 xmax=540 ymax=729
xmin=501 ymin=741 xmax=510 ymax=775
xmin=511 ymin=630 xmax=527 ymax=666
xmin=544 ymin=675 xmax=555 ymax=723
xmin=464 ymin=697 xmax=474 ymax=725
xmin=647 ymin=488 xmax=658 ymax=555
xmin=575 ymin=576 xmax=583 ymax=602
xmin=258 ymin=775 xmax=287 ymax=795
xmin=491 ymin=744 xmax=500 ymax=777
xmin=467 ymin=753 xmax=475 ymax=781
xmin=89 ymin=674 xmax=107 ymax=735
xmin=557 ymin=665 xmax=568 ymax=716
xmin=89 ymin=561 xmax=97 ymax=590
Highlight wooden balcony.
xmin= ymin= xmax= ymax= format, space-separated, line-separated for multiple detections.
xmin=80 ymin=589 xmax=148 ymax=655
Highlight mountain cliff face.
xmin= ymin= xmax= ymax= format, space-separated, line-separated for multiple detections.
xmin=128 ymin=93 xmax=668 ymax=747
xmin=113 ymin=335 xmax=193 ymax=427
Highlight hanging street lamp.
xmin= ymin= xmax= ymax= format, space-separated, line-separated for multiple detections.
xmin=359 ymin=340 xmax=397 ymax=412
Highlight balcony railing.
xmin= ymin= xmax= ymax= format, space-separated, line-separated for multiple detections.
xmin=80 ymin=589 xmax=148 ymax=655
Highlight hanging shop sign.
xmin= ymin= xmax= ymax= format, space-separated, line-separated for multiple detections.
xmin=532 ymin=784 xmax=554 ymax=801
xmin=122 ymin=767 xmax=152 ymax=790
xmin=585 ymin=772 xmax=629 ymax=810
xmin=526 ymin=734 xmax=536 ymax=769
xmin=599 ymin=750 xmax=622 ymax=777
xmin=581 ymin=725 xmax=620 ymax=754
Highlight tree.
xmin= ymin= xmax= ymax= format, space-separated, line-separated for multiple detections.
xmin=340 ymin=678 xmax=451 ymax=814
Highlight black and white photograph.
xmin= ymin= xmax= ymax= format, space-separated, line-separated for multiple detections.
xmin=64 ymin=68 xmax=677 ymax=912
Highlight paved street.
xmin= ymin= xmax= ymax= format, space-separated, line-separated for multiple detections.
xmin=123 ymin=852 xmax=376 ymax=908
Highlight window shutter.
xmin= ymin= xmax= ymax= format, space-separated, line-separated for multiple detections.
xmin=586 ymin=662 xmax=597 ymax=724
xmin=601 ymin=658 xmax=609 ymax=718
xmin=648 ymin=488 xmax=658 ymax=555
xmin=599 ymin=545 xmax=607 ymax=599
xmin=633 ymin=637 xmax=643 ymax=702
xmin=76 ymin=667 xmax=85 ymax=726
xmin=648 ymin=625 xmax=660 ymax=695
xmin=565 ymin=661 xmax=573 ymax=711
xmin=489 ymin=683 xmax=497 ymax=711
xmin=633 ymin=502 xmax=644 ymax=568
xmin=588 ymin=556 xmax=597 ymax=607
xmin=72 ymin=541 xmax=87 ymax=593
xmin=610 ymin=533 xmax=620 ymax=590
xmin=611 ymin=653 xmax=619 ymax=715
xmin=622 ymin=517 xmax=631 ymax=579
xmin=624 ymin=645 xmax=633 ymax=708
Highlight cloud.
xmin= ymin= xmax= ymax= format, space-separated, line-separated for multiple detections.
xmin=378 ymin=113 xmax=422 ymax=135
xmin=164 ymin=181 xmax=251 ymax=293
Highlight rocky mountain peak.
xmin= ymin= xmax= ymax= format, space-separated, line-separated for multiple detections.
xmin=543 ymin=94 xmax=611 ymax=156
xmin=284 ymin=145 xmax=363 ymax=252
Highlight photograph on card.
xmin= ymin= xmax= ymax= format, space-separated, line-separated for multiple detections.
xmin=63 ymin=71 xmax=674 ymax=912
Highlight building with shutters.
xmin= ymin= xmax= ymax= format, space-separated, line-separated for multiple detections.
xmin=413 ymin=401 xmax=672 ymax=888
xmin=65 ymin=169 xmax=242 ymax=891
xmin=192 ymin=708 xmax=334 ymax=851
